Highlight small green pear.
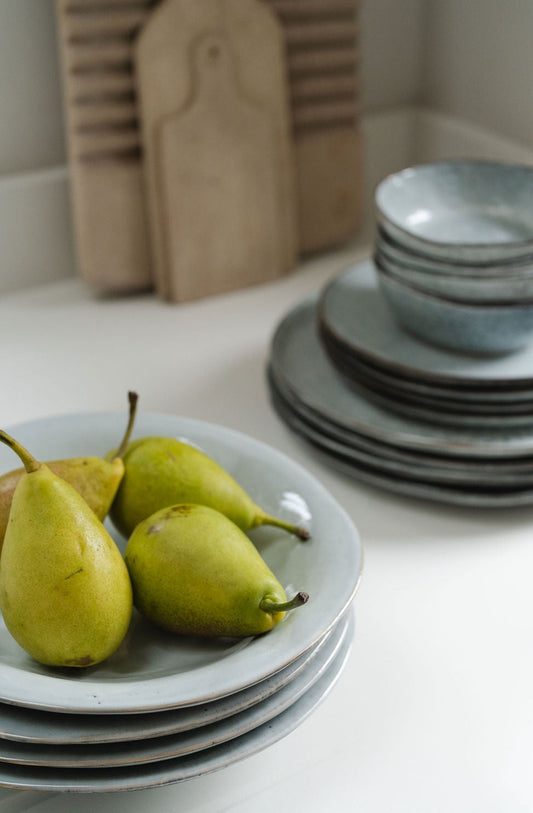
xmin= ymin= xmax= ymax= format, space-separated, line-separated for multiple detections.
xmin=0 ymin=391 xmax=138 ymax=554
xmin=109 ymin=436 xmax=310 ymax=541
xmin=0 ymin=430 xmax=133 ymax=668
xmin=125 ymin=503 xmax=309 ymax=638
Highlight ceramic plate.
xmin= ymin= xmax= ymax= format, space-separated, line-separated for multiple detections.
xmin=269 ymin=378 xmax=533 ymax=507
xmin=318 ymin=260 xmax=533 ymax=390
xmin=0 ymin=412 xmax=362 ymax=714
xmin=0 ymin=617 xmax=340 ymax=745
xmin=375 ymin=160 xmax=533 ymax=262
xmin=0 ymin=614 xmax=351 ymax=767
xmin=269 ymin=295 xmax=533 ymax=459
xmin=321 ymin=328 xmax=533 ymax=408
xmin=321 ymin=335 xmax=533 ymax=429
xmin=0 ymin=616 xmax=353 ymax=792
xmin=269 ymin=377 xmax=533 ymax=489
xmin=269 ymin=368 xmax=533 ymax=477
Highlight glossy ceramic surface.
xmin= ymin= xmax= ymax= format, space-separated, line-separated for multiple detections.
xmin=319 ymin=260 xmax=533 ymax=390
xmin=375 ymin=160 xmax=533 ymax=262
xmin=377 ymin=265 xmax=533 ymax=354
xmin=0 ymin=616 xmax=353 ymax=792
xmin=0 ymin=412 xmax=362 ymax=714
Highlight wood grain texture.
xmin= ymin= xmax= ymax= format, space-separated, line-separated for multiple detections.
xmin=56 ymin=0 xmax=363 ymax=294
xmin=135 ymin=0 xmax=298 ymax=302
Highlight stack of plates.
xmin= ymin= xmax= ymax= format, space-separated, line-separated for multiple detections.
xmin=0 ymin=412 xmax=362 ymax=793
xmin=267 ymin=259 xmax=533 ymax=507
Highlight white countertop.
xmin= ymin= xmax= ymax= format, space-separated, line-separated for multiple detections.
xmin=1 ymin=241 xmax=533 ymax=811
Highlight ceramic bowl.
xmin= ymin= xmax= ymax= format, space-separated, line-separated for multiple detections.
xmin=377 ymin=225 xmax=533 ymax=277
xmin=374 ymin=250 xmax=533 ymax=303
xmin=375 ymin=160 xmax=533 ymax=263
xmin=376 ymin=266 xmax=533 ymax=355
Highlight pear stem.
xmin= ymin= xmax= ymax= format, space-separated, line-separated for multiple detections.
xmin=260 ymin=591 xmax=309 ymax=614
xmin=0 ymin=430 xmax=41 ymax=474
xmin=115 ymin=391 xmax=139 ymax=460
xmin=255 ymin=512 xmax=310 ymax=541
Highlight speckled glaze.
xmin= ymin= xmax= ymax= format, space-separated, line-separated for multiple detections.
xmin=377 ymin=267 xmax=533 ymax=354
xmin=377 ymin=226 xmax=533 ymax=276
xmin=375 ymin=160 xmax=533 ymax=262
xmin=375 ymin=246 xmax=533 ymax=303
xmin=318 ymin=260 xmax=533 ymax=389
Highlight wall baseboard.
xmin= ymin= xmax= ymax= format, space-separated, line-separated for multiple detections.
xmin=1 ymin=106 xmax=532 ymax=295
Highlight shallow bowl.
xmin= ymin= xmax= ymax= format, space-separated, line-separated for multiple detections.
xmin=377 ymin=225 xmax=533 ymax=277
xmin=375 ymin=250 xmax=533 ymax=303
xmin=376 ymin=265 xmax=533 ymax=355
xmin=375 ymin=160 xmax=533 ymax=263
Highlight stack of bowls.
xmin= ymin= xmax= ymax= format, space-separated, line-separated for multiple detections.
xmin=374 ymin=159 xmax=533 ymax=354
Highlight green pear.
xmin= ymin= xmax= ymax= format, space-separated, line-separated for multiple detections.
xmin=0 ymin=430 xmax=133 ymax=668
xmin=125 ymin=503 xmax=308 ymax=638
xmin=109 ymin=436 xmax=310 ymax=541
xmin=0 ymin=391 xmax=138 ymax=554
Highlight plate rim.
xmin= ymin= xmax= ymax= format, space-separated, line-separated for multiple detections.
xmin=0 ymin=411 xmax=362 ymax=715
xmin=318 ymin=260 xmax=533 ymax=390
xmin=0 ymin=614 xmax=354 ymax=792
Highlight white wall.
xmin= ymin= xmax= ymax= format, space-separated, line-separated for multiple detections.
xmin=0 ymin=0 xmax=533 ymax=293
xmin=423 ymin=0 xmax=533 ymax=151
xmin=359 ymin=0 xmax=426 ymax=111
xmin=0 ymin=0 xmax=64 ymax=176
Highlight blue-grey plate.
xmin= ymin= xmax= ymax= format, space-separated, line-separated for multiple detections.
xmin=269 ymin=372 xmax=533 ymax=507
xmin=269 ymin=373 xmax=533 ymax=488
xmin=269 ymin=294 xmax=533 ymax=460
xmin=0 ymin=616 xmax=341 ymax=745
xmin=319 ymin=260 xmax=533 ymax=392
xmin=321 ymin=331 xmax=533 ymax=428
xmin=0 ymin=615 xmax=353 ymax=792
xmin=0 ymin=614 xmax=351 ymax=766
xmin=320 ymin=329 xmax=533 ymax=411
xmin=0 ymin=412 xmax=362 ymax=714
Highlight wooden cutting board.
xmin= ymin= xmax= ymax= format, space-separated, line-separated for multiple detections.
xmin=135 ymin=0 xmax=298 ymax=302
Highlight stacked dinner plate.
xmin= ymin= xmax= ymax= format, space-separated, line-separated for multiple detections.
xmin=0 ymin=412 xmax=362 ymax=793
xmin=267 ymin=160 xmax=533 ymax=507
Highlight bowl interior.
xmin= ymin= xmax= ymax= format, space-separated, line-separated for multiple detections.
xmin=375 ymin=160 xmax=533 ymax=251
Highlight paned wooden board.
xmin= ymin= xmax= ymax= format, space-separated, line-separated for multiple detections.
xmin=263 ymin=0 xmax=363 ymax=253
xmin=55 ymin=0 xmax=155 ymax=292
xmin=56 ymin=0 xmax=363 ymax=295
